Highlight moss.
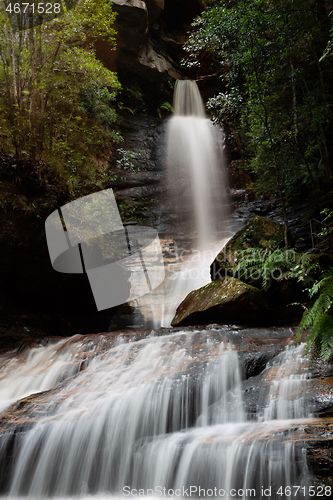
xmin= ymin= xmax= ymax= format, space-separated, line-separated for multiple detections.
xmin=215 ymin=216 xmax=285 ymax=267
xmin=171 ymin=276 xmax=280 ymax=327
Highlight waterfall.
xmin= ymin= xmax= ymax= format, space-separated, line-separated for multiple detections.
xmin=0 ymin=330 xmax=313 ymax=499
xmin=165 ymin=80 xmax=229 ymax=249
xmin=0 ymin=82 xmax=315 ymax=499
xmin=262 ymin=344 xmax=313 ymax=421
xmin=0 ymin=337 xmax=86 ymax=412
xmin=136 ymin=80 xmax=230 ymax=327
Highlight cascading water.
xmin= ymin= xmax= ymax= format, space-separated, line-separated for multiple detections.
xmin=0 ymin=330 xmax=313 ymax=499
xmin=136 ymin=80 xmax=230 ymax=327
xmin=165 ymin=80 xmax=229 ymax=249
xmin=0 ymin=337 xmax=84 ymax=412
xmin=0 ymin=82 xmax=316 ymax=499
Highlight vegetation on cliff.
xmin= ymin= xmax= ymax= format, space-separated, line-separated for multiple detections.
xmin=183 ymin=0 xmax=333 ymax=210
xmin=180 ymin=0 xmax=333 ymax=358
xmin=0 ymin=0 xmax=121 ymax=197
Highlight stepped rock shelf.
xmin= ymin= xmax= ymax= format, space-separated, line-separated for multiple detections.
xmin=0 ymin=326 xmax=332 ymax=497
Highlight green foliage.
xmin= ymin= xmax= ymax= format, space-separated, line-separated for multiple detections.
xmin=157 ymin=101 xmax=174 ymax=119
xmin=116 ymin=149 xmax=142 ymax=173
xmin=0 ymin=0 xmax=121 ymax=196
xmin=81 ymin=84 xmax=117 ymax=128
xmin=207 ymin=88 xmax=242 ymax=123
xmin=234 ymin=245 xmax=333 ymax=360
xmin=320 ymin=19 xmax=333 ymax=61
xmin=317 ymin=208 xmax=333 ymax=241
xmin=183 ymin=0 xmax=333 ymax=200
xmin=233 ymin=248 xmax=309 ymax=291
xmin=296 ymin=268 xmax=333 ymax=360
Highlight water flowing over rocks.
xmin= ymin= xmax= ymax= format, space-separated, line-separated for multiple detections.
xmin=1 ymin=60 xmax=332 ymax=498
xmin=0 ymin=327 xmax=332 ymax=496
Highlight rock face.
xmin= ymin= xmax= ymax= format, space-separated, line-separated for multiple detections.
xmin=94 ymin=0 xmax=194 ymax=81
xmin=211 ymin=215 xmax=285 ymax=281
xmin=171 ymin=277 xmax=281 ymax=327
xmin=111 ymin=115 xmax=167 ymax=232
xmin=112 ymin=0 xmax=149 ymax=53
xmin=145 ymin=0 xmax=164 ymax=27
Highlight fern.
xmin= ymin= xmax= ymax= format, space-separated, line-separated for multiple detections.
xmin=234 ymin=248 xmax=298 ymax=290
xmin=296 ymin=268 xmax=333 ymax=360
xmin=234 ymin=247 xmax=333 ymax=360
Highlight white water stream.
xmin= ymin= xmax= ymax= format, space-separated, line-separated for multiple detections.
xmin=0 ymin=330 xmax=313 ymax=499
xmin=136 ymin=80 xmax=229 ymax=328
xmin=0 ymin=81 xmax=315 ymax=499
xmin=0 ymin=337 xmax=82 ymax=412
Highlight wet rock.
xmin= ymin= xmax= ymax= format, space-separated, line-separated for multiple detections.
xmin=111 ymin=115 xmax=167 ymax=231
xmin=210 ymin=215 xmax=286 ymax=281
xmin=1 ymin=327 xmax=333 ymax=487
xmin=171 ymin=277 xmax=281 ymax=327
xmin=293 ymin=418 xmax=333 ymax=484
xmin=231 ymin=198 xmax=313 ymax=251
xmin=310 ymin=357 xmax=333 ymax=419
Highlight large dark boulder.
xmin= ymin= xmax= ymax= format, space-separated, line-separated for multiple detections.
xmin=171 ymin=277 xmax=281 ymax=327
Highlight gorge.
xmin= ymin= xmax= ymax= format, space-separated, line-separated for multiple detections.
xmin=0 ymin=80 xmax=333 ymax=499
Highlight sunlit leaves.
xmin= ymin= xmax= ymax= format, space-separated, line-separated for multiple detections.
xmin=0 ymin=0 xmax=121 ymax=194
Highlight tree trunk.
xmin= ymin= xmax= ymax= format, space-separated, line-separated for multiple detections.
xmin=28 ymin=14 xmax=37 ymax=162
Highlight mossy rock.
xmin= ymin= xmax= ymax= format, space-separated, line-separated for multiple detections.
xmin=211 ymin=216 xmax=285 ymax=281
xmin=171 ymin=277 xmax=282 ymax=327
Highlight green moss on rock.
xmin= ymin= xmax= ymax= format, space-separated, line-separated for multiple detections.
xmin=211 ymin=216 xmax=285 ymax=281
xmin=171 ymin=277 xmax=281 ymax=327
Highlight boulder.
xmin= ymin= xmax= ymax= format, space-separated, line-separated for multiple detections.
xmin=171 ymin=277 xmax=281 ymax=327
xmin=211 ymin=215 xmax=285 ymax=281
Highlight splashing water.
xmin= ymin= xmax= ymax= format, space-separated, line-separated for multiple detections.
xmin=0 ymin=337 xmax=85 ymax=412
xmin=136 ymin=81 xmax=230 ymax=328
xmin=0 ymin=330 xmax=313 ymax=499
